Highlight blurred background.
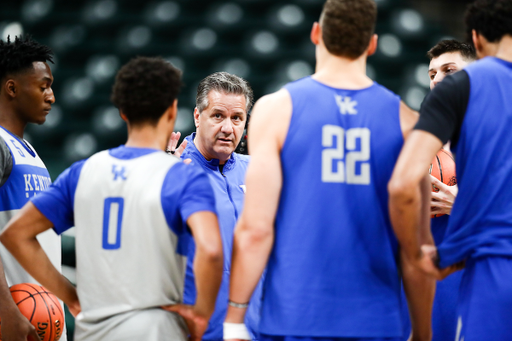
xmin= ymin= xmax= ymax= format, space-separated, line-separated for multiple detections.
xmin=1 ymin=0 xmax=474 ymax=338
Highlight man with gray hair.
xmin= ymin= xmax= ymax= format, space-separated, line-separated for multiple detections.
xmin=178 ymin=72 xmax=261 ymax=341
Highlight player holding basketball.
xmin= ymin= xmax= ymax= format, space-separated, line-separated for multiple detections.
xmin=389 ymin=0 xmax=512 ymax=340
xmin=224 ymin=1 xmax=433 ymax=340
xmin=0 ymin=57 xmax=223 ymax=341
xmin=0 ymin=35 xmax=65 ymax=341
xmin=172 ymin=72 xmax=262 ymax=341
xmin=401 ymin=40 xmax=476 ymax=341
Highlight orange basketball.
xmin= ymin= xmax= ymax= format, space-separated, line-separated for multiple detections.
xmin=0 ymin=283 xmax=64 ymax=341
xmin=429 ymin=149 xmax=457 ymax=218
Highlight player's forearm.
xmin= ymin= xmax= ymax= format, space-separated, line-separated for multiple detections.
xmin=225 ymin=219 xmax=273 ymax=323
xmin=193 ymin=240 xmax=223 ymax=319
xmin=0 ymin=258 xmax=20 ymax=316
xmin=388 ymin=181 xmax=423 ymax=261
xmin=401 ymin=251 xmax=435 ymax=341
xmin=1 ymin=232 xmax=79 ymax=309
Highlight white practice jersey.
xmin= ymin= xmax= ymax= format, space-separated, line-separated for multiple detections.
xmin=31 ymin=146 xmax=217 ymax=340
xmin=0 ymin=127 xmax=67 ymax=341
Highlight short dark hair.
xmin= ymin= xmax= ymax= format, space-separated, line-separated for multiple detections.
xmin=0 ymin=35 xmax=53 ymax=82
xmin=427 ymin=40 xmax=477 ymax=61
xmin=465 ymin=0 xmax=512 ymax=43
xmin=320 ymin=0 xmax=377 ymax=59
xmin=111 ymin=56 xmax=182 ymax=125
xmin=196 ymin=72 xmax=253 ymax=113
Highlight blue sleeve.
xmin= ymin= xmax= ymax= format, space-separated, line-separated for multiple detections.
xmin=31 ymin=159 xmax=87 ymax=235
xmin=161 ymin=162 xmax=217 ymax=236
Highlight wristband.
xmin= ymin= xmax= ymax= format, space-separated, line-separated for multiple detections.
xmin=223 ymin=322 xmax=251 ymax=340
xmin=228 ymin=300 xmax=249 ymax=308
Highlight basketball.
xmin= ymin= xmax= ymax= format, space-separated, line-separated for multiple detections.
xmin=429 ymin=149 xmax=457 ymax=218
xmin=0 ymin=283 xmax=64 ymax=341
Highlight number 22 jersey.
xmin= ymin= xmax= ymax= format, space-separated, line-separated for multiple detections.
xmin=260 ymin=77 xmax=404 ymax=338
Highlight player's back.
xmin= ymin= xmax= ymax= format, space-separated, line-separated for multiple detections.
xmin=260 ymin=77 xmax=403 ymax=337
xmin=438 ymin=57 xmax=512 ymax=268
xmin=70 ymin=147 xmax=191 ymax=338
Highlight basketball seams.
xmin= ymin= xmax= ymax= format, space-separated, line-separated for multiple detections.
xmin=25 ymin=283 xmax=54 ymax=341
xmin=11 ymin=289 xmax=38 ymax=322
xmin=436 ymin=155 xmax=443 ymax=183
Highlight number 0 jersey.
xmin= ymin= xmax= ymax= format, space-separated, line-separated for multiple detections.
xmin=31 ymin=146 xmax=216 ymax=335
xmin=260 ymin=77 xmax=404 ymax=337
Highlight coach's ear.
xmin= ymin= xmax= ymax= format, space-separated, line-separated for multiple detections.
xmin=194 ymin=107 xmax=200 ymax=128
xmin=367 ymin=34 xmax=378 ymax=57
xmin=310 ymin=22 xmax=321 ymax=45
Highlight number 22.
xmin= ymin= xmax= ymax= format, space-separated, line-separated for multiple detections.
xmin=322 ymin=125 xmax=371 ymax=184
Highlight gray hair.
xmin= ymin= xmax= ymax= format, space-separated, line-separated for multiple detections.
xmin=196 ymin=72 xmax=253 ymax=113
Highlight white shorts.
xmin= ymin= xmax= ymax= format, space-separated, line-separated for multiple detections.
xmin=75 ymin=308 xmax=187 ymax=341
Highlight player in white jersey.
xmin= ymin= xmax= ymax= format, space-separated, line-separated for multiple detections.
xmin=0 ymin=35 xmax=67 ymax=341
xmin=0 ymin=57 xmax=224 ymax=341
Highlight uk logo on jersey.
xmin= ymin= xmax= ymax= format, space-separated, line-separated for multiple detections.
xmin=335 ymin=95 xmax=358 ymax=115
xmin=112 ymin=165 xmax=127 ymax=181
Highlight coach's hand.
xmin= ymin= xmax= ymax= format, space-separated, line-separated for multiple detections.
xmin=430 ymin=176 xmax=457 ymax=216
xmin=1 ymin=309 xmax=41 ymax=341
xmin=162 ymin=304 xmax=209 ymax=341
xmin=417 ymin=245 xmax=465 ymax=280
xmin=167 ymin=132 xmax=188 ymax=158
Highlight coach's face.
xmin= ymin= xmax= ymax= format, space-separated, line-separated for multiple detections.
xmin=194 ymin=90 xmax=247 ymax=164
xmin=428 ymin=52 xmax=470 ymax=89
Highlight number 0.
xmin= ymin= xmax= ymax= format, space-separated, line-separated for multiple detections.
xmin=102 ymin=197 xmax=124 ymax=250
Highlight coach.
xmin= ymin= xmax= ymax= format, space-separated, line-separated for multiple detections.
xmin=175 ymin=72 xmax=261 ymax=341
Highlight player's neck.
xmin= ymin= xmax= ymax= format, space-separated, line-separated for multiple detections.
xmin=0 ymin=102 xmax=27 ymax=137
xmin=124 ymin=123 xmax=169 ymax=151
xmin=495 ymin=35 xmax=512 ymax=63
xmin=313 ymin=50 xmax=373 ymax=89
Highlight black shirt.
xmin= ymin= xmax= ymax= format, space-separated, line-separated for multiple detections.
xmin=414 ymin=70 xmax=471 ymax=148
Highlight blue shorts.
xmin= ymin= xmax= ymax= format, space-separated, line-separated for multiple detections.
xmin=400 ymin=269 xmax=463 ymax=341
xmin=260 ymin=336 xmax=401 ymax=341
xmin=457 ymin=256 xmax=512 ymax=341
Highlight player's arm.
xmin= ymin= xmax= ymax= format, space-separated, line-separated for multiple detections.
xmin=189 ymin=211 xmax=223 ymax=318
xmin=0 ymin=202 xmax=81 ymax=316
xmin=164 ymin=210 xmax=223 ymax=341
xmin=0 ymin=257 xmax=41 ymax=341
xmin=224 ymin=89 xmax=291 ymax=332
xmin=0 ymin=139 xmax=42 ymax=341
xmin=389 ymin=71 xmax=470 ymax=278
xmin=395 ymin=102 xmax=436 ymax=341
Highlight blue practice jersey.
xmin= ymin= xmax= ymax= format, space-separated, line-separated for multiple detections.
xmin=260 ymin=77 xmax=404 ymax=337
xmin=437 ymin=57 xmax=512 ymax=268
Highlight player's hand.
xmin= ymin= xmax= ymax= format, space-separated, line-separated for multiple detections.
xmin=1 ymin=309 xmax=41 ymax=341
xmin=416 ymin=245 xmax=465 ymax=280
xmin=430 ymin=175 xmax=458 ymax=215
xmin=66 ymin=300 xmax=82 ymax=317
xmin=161 ymin=304 xmax=209 ymax=341
xmin=167 ymin=132 xmax=188 ymax=159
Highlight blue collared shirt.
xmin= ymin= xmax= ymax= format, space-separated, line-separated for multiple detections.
xmin=182 ymin=133 xmax=262 ymax=341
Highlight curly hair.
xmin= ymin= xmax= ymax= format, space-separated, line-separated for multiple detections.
xmin=427 ymin=40 xmax=477 ymax=61
xmin=320 ymin=0 xmax=377 ymax=59
xmin=111 ymin=56 xmax=182 ymax=125
xmin=0 ymin=35 xmax=54 ymax=81
xmin=465 ymin=0 xmax=512 ymax=43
